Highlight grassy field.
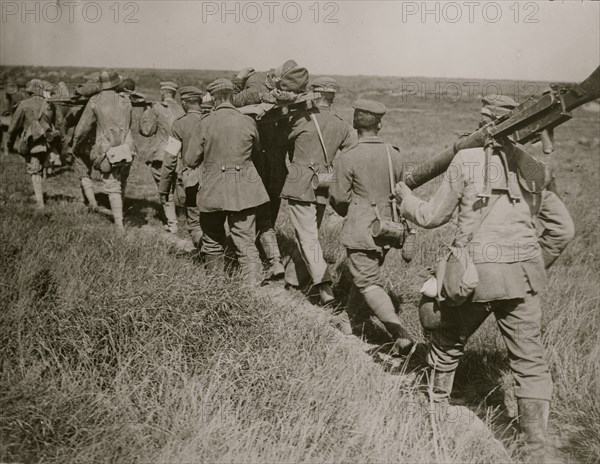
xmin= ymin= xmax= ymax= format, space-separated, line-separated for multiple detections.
xmin=0 ymin=66 xmax=599 ymax=463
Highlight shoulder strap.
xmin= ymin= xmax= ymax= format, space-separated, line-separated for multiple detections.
xmin=310 ymin=112 xmax=329 ymax=166
xmin=385 ymin=144 xmax=399 ymax=222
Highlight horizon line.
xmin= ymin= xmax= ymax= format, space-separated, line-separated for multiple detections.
xmin=0 ymin=62 xmax=582 ymax=85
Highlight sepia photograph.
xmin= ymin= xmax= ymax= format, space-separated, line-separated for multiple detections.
xmin=0 ymin=1 xmax=599 ymax=463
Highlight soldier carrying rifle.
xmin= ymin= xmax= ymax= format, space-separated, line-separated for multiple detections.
xmin=394 ymin=96 xmax=575 ymax=462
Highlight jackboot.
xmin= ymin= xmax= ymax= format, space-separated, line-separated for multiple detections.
xmin=81 ymin=177 xmax=98 ymax=210
xmin=258 ymin=230 xmax=284 ymax=279
xmin=518 ymin=398 xmax=550 ymax=463
xmin=108 ymin=192 xmax=125 ymax=231
xmin=162 ymin=197 xmax=178 ymax=234
xmin=318 ymin=282 xmax=335 ymax=305
xmin=31 ymin=174 xmax=45 ymax=209
xmin=361 ymin=285 xmax=415 ymax=354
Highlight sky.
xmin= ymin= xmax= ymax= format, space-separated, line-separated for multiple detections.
xmin=0 ymin=0 xmax=599 ymax=81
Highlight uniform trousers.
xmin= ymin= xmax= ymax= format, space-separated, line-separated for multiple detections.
xmin=200 ymin=208 xmax=262 ymax=281
xmin=427 ymin=292 xmax=553 ymax=401
xmin=285 ymin=200 xmax=331 ymax=287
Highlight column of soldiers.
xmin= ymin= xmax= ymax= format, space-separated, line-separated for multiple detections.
xmin=4 ymin=66 xmax=575 ymax=462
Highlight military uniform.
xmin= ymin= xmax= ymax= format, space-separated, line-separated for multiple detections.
xmin=184 ymin=79 xmax=268 ymax=281
xmin=139 ymin=82 xmax=185 ymax=233
xmin=328 ymin=99 xmax=414 ymax=348
xmin=280 ymin=86 xmax=355 ymax=290
xmin=72 ymin=71 xmax=136 ymax=229
xmin=7 ymin=80 xmax=61 ymax=208
xmin=398 ymin=140 xmax=574 ymax=458
xmin=160 ymin=86 xmax=206 ymax=249
xmin=232 ymin=72 xmax=289 ymax=278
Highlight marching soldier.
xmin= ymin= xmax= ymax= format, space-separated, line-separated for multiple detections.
xmin=72 ymin=70 xmax=137 ymax=231
xmin=63 ymin=81 xmax=102 ymax=209
xmin=6 ymin=79 xmax=61 ymax=209
xmin=280 ymin=77 xmax=355 ymax=305
xmin=393 ymin=97 xmax=575 ymax=461
xmin=159 ymin=86 xmax=209 ymax=249
xmin=329 ymin=100 xmax=415 ymax=351
xmin=230 ymin=62 xmax=300 ymax=279
xmin=139 ymin=81 xmax=185 ymax=234
xmin=184 ymin=78 xmax=268 ymax=282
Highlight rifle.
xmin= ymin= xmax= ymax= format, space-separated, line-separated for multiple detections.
xmin=404 ymin=66 xmax=600 ymax=189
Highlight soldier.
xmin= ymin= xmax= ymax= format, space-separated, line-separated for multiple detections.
xmin=139 ymin=81 xmax=185 ymax=234
xmin=230 ymin=62 xmax=305 ymax=280
xmin=280 ymin=77 xmax=355 ymax=305
xmin=393 ymin=97 xmax=575 ymax=461
xmin=72 ymin=70 xmax=137 ymax=231
xmin=63 ymin=81 xmax=102 ymax=210
xmin=329 ymin=100 xmax=415 ymax=351
xmin=159 ymin=86 xmax=208 ymax=249
xmin=184 ymin=78 xmax=268 ymax=282
xmin=6 ymin=79 xmax=61 ymax=209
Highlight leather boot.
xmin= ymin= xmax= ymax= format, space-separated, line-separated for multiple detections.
xmin=430 ymin=370 xmax=456 ymax=403
xmin=361 ymin=285 xmax=415 ymax=354
xmin=81 ymin=177 xmax=98 ymax=210
xmin=318 ymin=282 xmax=335 ymax=305
xmin=258 ymin=230 xmax=284 ymax=279
xmin=108 ymin=192 xmax=124 ymax=230
xmin=518 ymin=398 xmax=550 ymax=463
xmin=31 ymin=174 xmax=45 ymax=209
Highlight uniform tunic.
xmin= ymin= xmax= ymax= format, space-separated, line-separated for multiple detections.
xmin=184 ymin=102 xmax=268 ymax=213
xmin=281 ymin=104 xmax=355 ymax=204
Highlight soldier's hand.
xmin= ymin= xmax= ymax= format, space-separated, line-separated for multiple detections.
xmin=237 ymin=67 xmax=256 ymax=80
xmin=393 ymin=181 xmax=412 ymax=202
xmin=159 ymin=193 xmax=170 ymax=205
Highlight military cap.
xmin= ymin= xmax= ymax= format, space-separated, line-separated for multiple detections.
xmin=160 ymin=81 xmax=178 ymax=92
xmin=98 ymin=70 xmax=121 ymax=91
xmin=26 ymin=79 xmax=45 ymax=97
xmin=481 ymin=94 xmax=517 ymax=119
xmin=207 ymin=78 xmax=234 ymax=94
xmin=309 ymin=77 xmax=338 ymax=93
xmin=179 ymin=85 xmax=203 ymax=100
xmin=353 ymin=99 xmax=387 ymax=117
xmin=16 ymin=77 xmax=27 ymax=88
